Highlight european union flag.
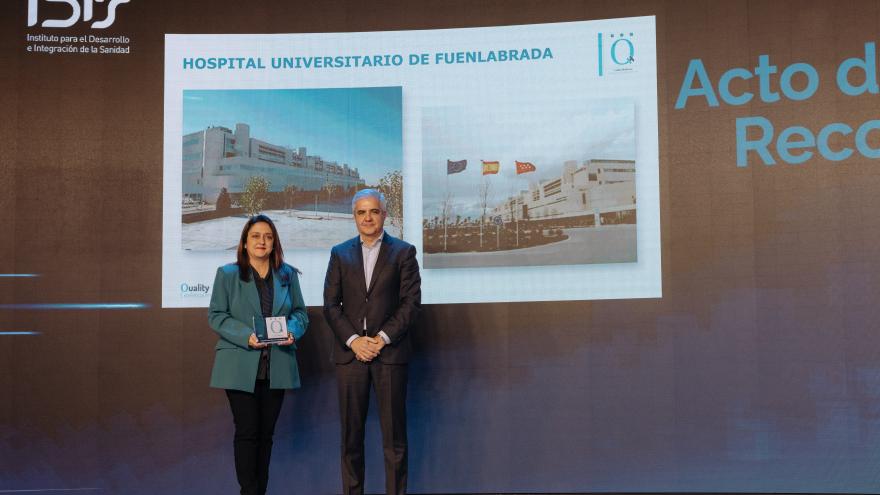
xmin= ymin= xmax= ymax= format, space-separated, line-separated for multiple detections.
xmin=447 ymin=159 xmax=467 ymax=174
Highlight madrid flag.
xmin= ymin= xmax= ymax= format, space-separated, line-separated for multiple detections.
xmin=516 ymin=161 xmax=536 ymax=174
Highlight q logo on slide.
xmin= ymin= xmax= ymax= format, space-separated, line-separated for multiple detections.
xmin=27 ymin=0 xmax=130 ymax=29
xmin=598 ymin=31 xmax=636 ymax=76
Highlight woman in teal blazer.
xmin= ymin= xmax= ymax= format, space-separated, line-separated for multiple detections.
xmin=208 ymin=214 xmax=308 ymax=495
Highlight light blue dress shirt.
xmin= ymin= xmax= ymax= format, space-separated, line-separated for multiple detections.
xmin=345 ymin=232 xmax=391 ymax=348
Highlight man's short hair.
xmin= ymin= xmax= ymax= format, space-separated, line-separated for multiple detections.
xmin=351 ymin=188 xmax=387 ymax=212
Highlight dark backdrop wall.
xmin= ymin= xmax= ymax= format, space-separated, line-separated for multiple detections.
xmin=2 ymin=1 xmax=880 ymax=494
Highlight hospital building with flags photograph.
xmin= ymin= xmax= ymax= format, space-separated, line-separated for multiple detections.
xmin=422 ymin=156 xmax=637 ymax=269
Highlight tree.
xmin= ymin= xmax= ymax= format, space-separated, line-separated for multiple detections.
xmin=241 ymin=175 xmax=270 ymax=216
xmin=322 ymin=181 xmax=339 ymax=201
xmin=283 ymin=184 xmax=298 ymax=209
xmin=216 ymin=187 xmax=231 ymax=212
xmin=378 ymin=170 xmax=404 ymax=237
xmin=439 ymin=191 xmax=455 ymax=251
xmin=477 ymin=180 xmax=492 ymax=247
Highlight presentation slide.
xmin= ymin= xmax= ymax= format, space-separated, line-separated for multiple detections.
xmin=162 ymin=16 xmax=660 ymax=307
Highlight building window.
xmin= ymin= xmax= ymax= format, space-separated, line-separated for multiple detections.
xmin=544 ymin=179 xmax=561 ymax=197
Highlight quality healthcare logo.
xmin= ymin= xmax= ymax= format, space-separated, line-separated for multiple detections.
xmin=27 ymin=0 xmax=130 ymax=29
xmin=180 ymin=282 xmax=210 ymax=298
xmin=598 ymin=30 xmax=638 ymax=76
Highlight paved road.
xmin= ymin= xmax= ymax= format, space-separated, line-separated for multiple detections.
xmin=424 ymin=224 xmax=637 ymax=268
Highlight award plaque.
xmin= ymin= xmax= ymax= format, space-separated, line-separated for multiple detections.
xmin=253 ymin=316 xmax=290 ymax=344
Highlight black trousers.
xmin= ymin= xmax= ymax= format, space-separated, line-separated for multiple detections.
xmin=225 ymin=379 xmax=285 ymax=495
xmin=336 ymin=360 xmax=408 ymax=495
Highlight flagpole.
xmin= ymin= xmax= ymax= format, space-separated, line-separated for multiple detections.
xmin=516 ymin=205 xmax=519 ymax=247
xmin=514 ymin=174 xmax=519 ymax=248
xmin=479 ymin=177 xmax=484 ymax=249
xmin=513 ymin=161 xmax=537 ymax=246
xmin=444 ymin=166 xmax=448 ymax=252
xmin=479 ymin=162 xmax=483 ymax=249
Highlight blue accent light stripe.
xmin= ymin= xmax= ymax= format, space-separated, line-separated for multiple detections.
xmin=0 ymin=489 xmax=100 ymax=493
xmin=0 ymin=331 xmax=41 ymax=335
xmin=0 ymin=274 xmax=39 ymax=278
xmin=0 ymin=303 xmax=148 ymax=310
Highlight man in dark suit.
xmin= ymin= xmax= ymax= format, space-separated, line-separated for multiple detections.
xmin=324 ymin=188 xmax=421 ymax=495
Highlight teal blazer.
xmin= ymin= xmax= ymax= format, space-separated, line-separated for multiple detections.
xmin=208 ymin=262 xmax=309 ymax=392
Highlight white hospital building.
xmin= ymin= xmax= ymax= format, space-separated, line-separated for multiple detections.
xmin=182 ymin=123 xmax=365 ymax=204
xmin=491 ymin=159 xmax=636 ymax=225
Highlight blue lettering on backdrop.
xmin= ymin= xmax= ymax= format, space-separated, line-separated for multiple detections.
xmin=676 ymin=54 xmax=819 ymax=109
xmin=678 ymin=42 xmax=879 ymax=167
xmin=736 ymin=117 xmax=880 ymax=167
xmin=754 ymin=55 xmax=780 ymax=103
xmin=776 ymin=126 xmax=815 ymax=164
xmin=718 ymin=67 xmax=753 ymax=105
xmin=736 ymin=116 xmax=775 ymax=166
xmin=855 ymin=120 xmax=880 ymax=158
xmin=816 ymin=123 xmax=854 ymax=162
xmin=836 ymin=42 xmax=879 ymax=96
xmin=675 ymin=59 xmax=719 ymax=108
xmin=780 ymin=62 xmax=819 ymax=101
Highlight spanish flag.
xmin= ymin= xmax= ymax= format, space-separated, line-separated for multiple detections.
xmin=481 ymin=160 xmax=500 ymax=175
xmin=516 ymin=161 xmax=536 ymax=174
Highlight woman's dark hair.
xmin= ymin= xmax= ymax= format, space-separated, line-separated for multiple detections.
xmin=236 ymin=214 xmax=284 ymax=282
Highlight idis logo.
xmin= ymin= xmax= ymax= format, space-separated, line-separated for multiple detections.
xmin=598 ymin=31 xmax=637 ymax=76
xmin=28 ymin=0 xmax=130 ymax=29
xmin=180 ymin=282 xmax=210 ymax=297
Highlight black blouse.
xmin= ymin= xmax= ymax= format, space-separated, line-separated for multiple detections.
xmin=252 ymin=267 xmax=274 ymax=380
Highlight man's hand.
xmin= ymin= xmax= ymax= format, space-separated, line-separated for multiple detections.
xmin=366 ymin=336 xmax=386 ymax=354
xmin=351 ymin=336 xmax=380 ymax=362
